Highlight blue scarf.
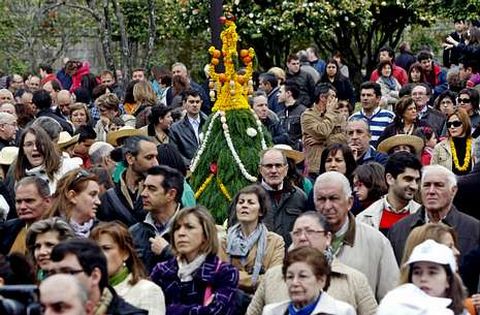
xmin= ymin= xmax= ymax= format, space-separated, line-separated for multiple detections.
xmin=226 ymin=223 xmax=267 ymax=285
xmin=288 ymin=294 xmax=321 ymax=315
xmin=380 ymin=76 xmax=398 ymax=91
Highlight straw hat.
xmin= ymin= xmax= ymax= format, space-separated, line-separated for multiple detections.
xmin=57 ymin=131 xmax=80 ymax=149
xmin=377 ymin=134 xmax=424 ymax=154
xmin=107 ymin=126 xmax=145 ymax=146
xmin=273 ymin=144 xmax=304 ymax=164
xmin=0 ymin=146 xmax=19 ymax=165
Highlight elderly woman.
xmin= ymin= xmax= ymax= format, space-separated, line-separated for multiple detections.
xmin=434 ymin=90 xmax=457 ymax=117
xmin=219 ymin=185 xmax=285 ymax=294
xmin=401 ymin=239 xmax=467 ymax=315
xmin=150 ymin=206 xmax=239 ymax=315
xmin=247 ymin=212 xmax=377 ymax=315
xmin=45 ymin=168 xmax=101 ymax=238
xmin=262 ymin=246 xmax=356 ymax=315
xmin=432 ymin=108 xmax=473 ymax=175
xmin=26 ymin=217 xmax=75 ymax=281
xmin=91 ymin=222 xmax=166 ymax=315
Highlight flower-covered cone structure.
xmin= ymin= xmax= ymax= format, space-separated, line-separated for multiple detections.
xmin=190 ymin=15 xmax=271 ymax=223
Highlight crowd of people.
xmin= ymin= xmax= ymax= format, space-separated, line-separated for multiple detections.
xmin=0 ymin=18 xmax=478 ymax=315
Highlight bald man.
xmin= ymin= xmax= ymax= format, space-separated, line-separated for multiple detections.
xmin=40 ymin=274 xmax=92 ymax=315
xmin=57 ymin=90 xmax=73 ymax=117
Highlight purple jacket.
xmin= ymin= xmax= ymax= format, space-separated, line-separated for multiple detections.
xmin=150 ymin=254 xmax=239 ymax=315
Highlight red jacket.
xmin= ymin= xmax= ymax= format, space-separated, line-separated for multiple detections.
xmin=70 ymin=61 xmax=90 ymax=93
xmin=370 ymin=64 xmax=408 ymax=86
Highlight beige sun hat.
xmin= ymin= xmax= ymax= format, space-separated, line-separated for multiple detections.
xmin=106 ymin=126 xmax=146 ymax=146
xmin=57 ymin=131 xmax=80 ymax=149
xmin=377 ymin=134 xmax=424 ymax=154
xmin=0 ymin=146 xmax=19 ymax=165
xmin=273 ymin=144 xmax=304 ymax=164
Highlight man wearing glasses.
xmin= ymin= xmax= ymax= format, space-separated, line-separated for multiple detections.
xmin=0 ymin=112 xmax=17 ymax=151
xmin=256 ymin=148 xmax=306 ymax=247
xmin=48 ymin=239 xmax=146 ymax=315
xmin=411 ymin=83 xmax=446 ymax=136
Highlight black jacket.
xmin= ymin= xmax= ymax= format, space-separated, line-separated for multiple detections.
xmin=388 ymin=206 xmax=480 ymax=265
xmin=277 ymin=102 xmax=307 ymax=150
xmin=0 ymin=219 xmax=25 ymax=254
xmin=97 ymin=184 xmax=145 ymax=227
xmin=453 ymin=163 xmax=480 ymax=220
xmin=37 ymin=109 xmax=74 ymax=135
xmin=286 ymin=70 xmax=316 ymax=108
xmin=262 ymin=117 xmax=291 ymax=146
xmin=106 ymin=286 xmax=148 ymax=315
xmin=129 ymin=218 xmax=173 ymax=273
xmin=419 ymin=107 xmax=446 ymax=137
xmin=169 ymin=113 xmax=207 ymax=167
xmin=320 ymin=75 xmax=355 ymax=105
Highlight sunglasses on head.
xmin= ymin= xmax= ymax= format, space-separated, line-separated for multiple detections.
xmin=447 ymin=120 xmax=462 ymax=128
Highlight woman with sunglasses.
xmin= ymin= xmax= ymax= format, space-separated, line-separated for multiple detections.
xmin=432 ymin=108 xmax=474 ymax=175
xmin=45 ymin=168 xmax=101 ymax=238
xmin=457 ymin=88 xmax=480 ymax=135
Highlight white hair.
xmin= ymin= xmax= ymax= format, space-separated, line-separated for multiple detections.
xmin=314 ymin=171 xmax=352 ymax=199
xmin=421 ymin=165 xmax=457 ymax=189
xmin=0 ymin=112 xmax=15 ymax=124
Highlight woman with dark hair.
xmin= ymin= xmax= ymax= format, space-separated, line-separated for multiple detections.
xmin=376 ymin=60 xmax=401 ymax=106
xmin=418 ymin=126 xmax=438 ymax=165
xmin=0 ymin=253 xmax=35 ymax=285
xmin=169 ymin=75 xmax=190 ymax=108
xmin=80 ymin=73 xmax=99 ymax=102
xmin=432 ymin=108 xmax=474 ymax=175
xmin=150 ymin=206 xmax=239 ymax=315
xmin=457 ymin=88 xmax=480 ymax=133
xmin=157 ymin=143 xmax=195 ymax=207
xmin=91 ymin=221 xmax=166 ymax=315
xmin=26 ymin=217 xmax=75 ymax=281
xmin=262 ymin=247 xmax=355 ymax=315
xmin=12 ymin=126 xmax=81 ymax=194
xmin=377 ymin=95 xmax=429 ymax=145
xmin=45 ymin=168 xmax=101 ymax=238
xmin=352 ymin=162 xmax=387 ymax=212
xmin=220 ymin=184 xmax=284 ymax=294
xmin=434 ymin=90 xmax=457 ymax=117
xmin=332 ymin=51 xmax=349 ymax=78
xmin=140 ymin=105 xmax=173 ymax=145
xmin=408 ymin=62 xmax=427 ymax=84
xmin=320 ymin=58 xmax=355 ymax=105
xmin=319 ymin=143 xmax=356 ymax=183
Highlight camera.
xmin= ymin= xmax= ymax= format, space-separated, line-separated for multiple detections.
xmin=0 ymin=285 xmax=42 ymax=315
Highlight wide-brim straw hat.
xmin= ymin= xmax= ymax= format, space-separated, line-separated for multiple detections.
xmin=107 ymin=126 xmax=145 ymax=146
xmin=273 ymin=144 xmax=304 ymax=164
xmin=0 ymin=146 xmax=19 ymax=165
xmin=377 ymin=134 xmax=424 ymax=154
xmin=58 ymin=131 xmax=80 ymax=149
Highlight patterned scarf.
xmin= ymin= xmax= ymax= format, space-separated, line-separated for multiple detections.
xmin=226 ymin=223 xmax=267 ymax=285
xmin=69 ymin=218 xmax=94 ymax=238
xmin=380 ymin=76 xmax=398 ymax=91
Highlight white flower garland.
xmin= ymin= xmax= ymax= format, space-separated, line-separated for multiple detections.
xmin=220 ymin=111 xmax=258 ymax=182
xmin=190 ymin=111 xmax=220 ymax=173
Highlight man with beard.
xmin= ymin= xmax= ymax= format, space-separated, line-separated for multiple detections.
xmin=356 ymin=152 xmax=422 ymax=235
xmin=97 ymin=135 xmax=158 ymax=226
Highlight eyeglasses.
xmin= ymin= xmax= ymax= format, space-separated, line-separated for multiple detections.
xmin=458 ymin=98 xmax=471 ymax=104
xmin=447 ymin=120 xmax=462 ymax=129
xmin=47 ymin=268 xmax=85 ymax=277
xmin=290 ymin=229 xmax=326 ymax=238
xmin=260 ymin=163 xmax=286 ymax=170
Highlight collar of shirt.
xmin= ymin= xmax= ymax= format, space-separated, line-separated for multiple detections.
xmin=361 ymin=106 xmax=380 ymax=118
xmin=383 ymin=195 xmax=412 ymax=214
xmin=424 ymin=210 xmax=448 ymax=224
xmin=335 ymin=215 xmax=350 ymax=238
xmin=188 ymin=116 xmax=200 ymax=127
xmin=261 ymin=179 xmax=284 ymax=191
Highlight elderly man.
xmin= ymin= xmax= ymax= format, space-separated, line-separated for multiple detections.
xmin=247 ymin=211 xmax=378 ymax=315
xmin=56 ymin=90 xmax=73 ymax=118
xmin=314 ymin=171 xmax=399 ymax=301
xmin=411 ymin=83 xmax=445 ymax=136
xmin=0 ymin=112 xmax=17 ymax=150
xmin=252 ymin=92 xmax=290 ymax=145
xmin=9 ymin=74 xmax=24 ymax=94
xmin=357 ymin=152 xmax=422 ymax=235
xmin=388 ymin=165 xmax=480 ymax=264
xmin=239 ymin=148 xmax=306 ymax=247
xmin=40 ymin=274 xmax=92 ymax=315
xmin=0 ymin=89 xmax=14 ymax=105
xmin=347 ymin=118 xmax=388 ymax=166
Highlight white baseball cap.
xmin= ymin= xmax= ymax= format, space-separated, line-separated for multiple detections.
xmin=378 ymin=283 xmax=453 ymax=315
xmin=405 ymin=239 xmax=457 ymax=272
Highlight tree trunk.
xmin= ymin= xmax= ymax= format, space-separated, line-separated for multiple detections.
xmin=209 ymin=0 xmax=223 ymax=72
xmin=143 ymin=0 xmax=156 ymax=70
xmin=101 ymin=0 xmax=116 ymax=76
xmin=111 ymin=0 xmax=130 ymax=81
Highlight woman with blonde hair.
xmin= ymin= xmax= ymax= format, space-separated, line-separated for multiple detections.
xmin=91 ymin=221 xmax=165 ymax=315
xmin=132 ymin=80 xmax=157 ymax=128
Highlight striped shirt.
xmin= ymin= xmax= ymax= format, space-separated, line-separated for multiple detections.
xmin=349 ymin=107 xmax=395 ymax=147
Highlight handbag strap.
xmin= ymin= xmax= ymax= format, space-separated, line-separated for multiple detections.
xmin=203 ymin=259 xmax=222 ymax=306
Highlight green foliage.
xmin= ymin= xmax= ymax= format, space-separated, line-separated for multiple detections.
xmin=191 ymin=109 xmax=272 ymax=223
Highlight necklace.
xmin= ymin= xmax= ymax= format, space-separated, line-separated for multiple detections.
xmin=450 ymin=137 xmax=472 ymax=171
